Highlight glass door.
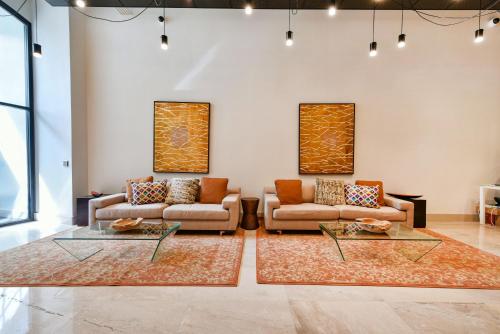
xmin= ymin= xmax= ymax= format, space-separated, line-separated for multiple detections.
xmin=0 ymin=0 xmax=35 ymax=226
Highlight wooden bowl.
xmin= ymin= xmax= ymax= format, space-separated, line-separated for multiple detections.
xmin=111 ymin=218 xmax=144 ymax=231
xmin=355 ymin=218 xmax=392 ymax=233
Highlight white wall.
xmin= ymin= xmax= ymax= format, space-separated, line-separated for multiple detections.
xmin=84 ymin=9 xmax=500 ymax=214
xmin=33 ymin=1 xmax=73 ymax=219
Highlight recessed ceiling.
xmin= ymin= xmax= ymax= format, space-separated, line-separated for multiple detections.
xmin=45 ymin=0 xmax=500 ymax=10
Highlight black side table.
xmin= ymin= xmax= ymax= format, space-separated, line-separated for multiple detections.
xmin=240 ymin=197 xmax=260 ymax=230
xmin=76 ymin=195 xmax=109 ymax=226
xmin=409 ymin=199 xmax=427 ymax=228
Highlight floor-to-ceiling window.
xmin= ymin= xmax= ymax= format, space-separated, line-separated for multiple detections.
xmin=0 ymin=0 xmax=35 ymax=226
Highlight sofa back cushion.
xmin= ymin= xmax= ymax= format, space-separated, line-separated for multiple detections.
xmin=355 ymin=180 xmax=385 ymax=206
xmin=126 ymin=176 xmax=154 ymax=203
xmin=165 ymin=178 xmax=200 ymax=205
xmin=344 ymin=184 xmax=380 ymax=208
xmin=131 ymin=180 xmax=168 ymax=205
xmin=199 ymin=177 xmax=229 ymax=204
xmin=314 ymin=178 xmax=346 ymax=206
xmin=275 ymin=179 xmax=303 ymax=204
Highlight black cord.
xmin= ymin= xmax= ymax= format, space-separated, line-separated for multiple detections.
xmin=71 ymin=0 xmax=155 ymax=23
xmin=35 ymin=0 xmax=38 ymax=42
xmin=372 ymin=6 xmax=375 ymax=42
xmin=400 ymin=1 xmax=404 ymax=34
xmin=163 ymin=0 xmax=166 ymax=35
xmin=479 ymin=0 xmax=482 ymax=29
xmin=288 ymin=0 xmax=291 ymax=30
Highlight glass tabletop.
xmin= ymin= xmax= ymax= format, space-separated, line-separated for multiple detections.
xmin=54 ymin=222 xmax=181 ymax=241
xmin=320 ymin=221 xmax=441 ymax=241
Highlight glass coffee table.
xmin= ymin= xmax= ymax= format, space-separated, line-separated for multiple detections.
xmin=53 ymin=221 xmax=181 ymax=262
xmin=320 ymin=221 xmax=442 ymax=262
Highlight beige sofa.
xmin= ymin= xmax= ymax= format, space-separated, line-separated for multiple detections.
xmin=89 ymin=188 xmax=241 ymax=232
xmin=264 ymin=185 xmax=414 ymax=231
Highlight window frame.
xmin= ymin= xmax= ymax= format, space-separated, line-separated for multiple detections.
xmin=0 ymin=0 xmax=36 ymax=226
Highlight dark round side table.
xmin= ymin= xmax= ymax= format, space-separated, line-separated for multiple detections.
xmin=240 ymin=197 xmax=260 ymax=230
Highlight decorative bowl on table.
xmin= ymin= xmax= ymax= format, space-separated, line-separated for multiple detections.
xmin=91 ymin=191 xmax=103 ymax=198
xmin=111 ymin=218 xmax=143 ymax=231
xmin=355 ymin=218 xmax=392 ymax=233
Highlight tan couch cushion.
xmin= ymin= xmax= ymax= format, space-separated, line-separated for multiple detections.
xmin=337 ymin=205 xmax=406 ymax=221
xmin=96 ymin=202 xmax=167 ymax=220
xmin=273 ymin=203 xmax=340 ymax=220
xmin=163 ymin=203 xmax=229 ymax=221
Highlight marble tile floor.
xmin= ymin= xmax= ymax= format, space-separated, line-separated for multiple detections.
xmin=0 ymin=220 xmax=498 ymax=334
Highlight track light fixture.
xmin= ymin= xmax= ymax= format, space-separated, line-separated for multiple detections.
xmin=33 ymin=0 xmax=42 ymax=58
xmin=75 ymin=0 xmax=86 ymax=8
xmin=158 ymin=16 xmax=165 ymax=24
xmin=244 ymin=0 xmax=253 ymax=15
xmin=328 ymin=0 xmax=336 ymax=16
xmin=160 ymin=1 xmax=168 ymax=50
xmin=397 ymin=2 xmax=406 ymax=48
xmin=487 ymin=17 xmax=499 ymax=27
xmin=474 ymin=0 xmax=484 ymax=43
xmin=369 ymin=7 xmax=377 ymax=56
xmin=285 ymin=0 xmax=293 ymax=46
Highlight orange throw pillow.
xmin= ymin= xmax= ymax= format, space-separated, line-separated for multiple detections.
xmin=200 ymin=177 xmax=229 ymax=204
xmin=275 ymin=179 xmax=303 ymax=204
xmin=126 ymin=176 xmax=154 ymax=203
xmin=355 ymin=180 xmax=385 ymax=206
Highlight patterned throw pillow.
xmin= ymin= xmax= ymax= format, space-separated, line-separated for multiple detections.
xmin=344 ymin=184 xmax=380 ymax=208
xmin=314 ymin=178 xmax=345 ymax=206
xmin=165 ymin=178 xmax=200 ymax=205
xmin=131 ymin=180 xmax=168 ymax=205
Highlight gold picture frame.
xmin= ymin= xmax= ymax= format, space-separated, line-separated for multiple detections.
xmin=153 ymin=101 xmax=210 ymax=173
xmin=299 ymin=103 xmax=355 ymax=174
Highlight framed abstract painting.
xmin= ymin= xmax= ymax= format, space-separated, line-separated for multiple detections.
xmin=153 ymin=101 xmax=210 ymax=173
xmin=299 ymin=103 xmax=355 ymax=174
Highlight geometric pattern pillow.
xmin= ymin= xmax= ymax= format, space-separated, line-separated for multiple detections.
xmin=314 ymin=178 xmax=346 ymax=206
xmin=344 ymin=184 xmax=380 ymax=209
xmin=165 ymin=178 xmax=200 ymax=205
xmin=131 ymin=180 xmax=168 ymax=205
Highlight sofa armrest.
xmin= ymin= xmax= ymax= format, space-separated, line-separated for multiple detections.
xmin=88 ymin=193 xmax=126 ymax=225
xmin=384 ymin=196 xmax=412 ymax=211
xmin=264 ymin=193 xmax=280 ymax=230
xmin=384 ymin=195 xmax=414 ymax=228
xmin=91 ymin=193 xmax=126 ymax=209
xmin=222 ymin=193 xmax=241 ymax=230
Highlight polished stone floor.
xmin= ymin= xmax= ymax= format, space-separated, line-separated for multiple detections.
xmin=0 ymin=220 xmax=498 ymax=333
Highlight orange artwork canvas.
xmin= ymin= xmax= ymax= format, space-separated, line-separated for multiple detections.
xmin=299 ymin=103 xmax=355 ymax=174
xmin=154 ymin=101 xmax=210 ymax=173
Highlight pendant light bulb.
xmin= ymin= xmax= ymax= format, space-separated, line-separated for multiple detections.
xmin=369 ymin=41 xmax=377 ymax=57
xmin=244 ymin=1 xmax=253 ymax=15
xmin=474 ymin=29 xmax=484 ymax=43
xmin=328 ymin=0 xmax=336 ymax=16
xmin=33 ymin=43 xmax=42 ymax=58
xmin=285 ymin=30 xmax=294 ymax=46
xmin=158 ymin=16 xmax=165 ymax=24
xmin=75 ymin=0 xmax=86 ymax=8
xmin=161 ymin=34 xmax=168 ymax=50
xmin=474 ymin=0 xmax=484 ymax=43
xmin=397 ymin=33 xmax=406 ymax=48
xmin=487 ymin=17 xmax=499 ymax=28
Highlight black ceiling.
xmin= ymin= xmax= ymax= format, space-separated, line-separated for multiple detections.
xmin=46 ymin=0 xmax=500 ymax=10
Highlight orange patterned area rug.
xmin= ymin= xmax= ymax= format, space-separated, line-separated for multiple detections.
xmin=256 ymin=228 xmax=500 ymax=289
xmin=0 ymin=229 xmax=244 ymax=287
